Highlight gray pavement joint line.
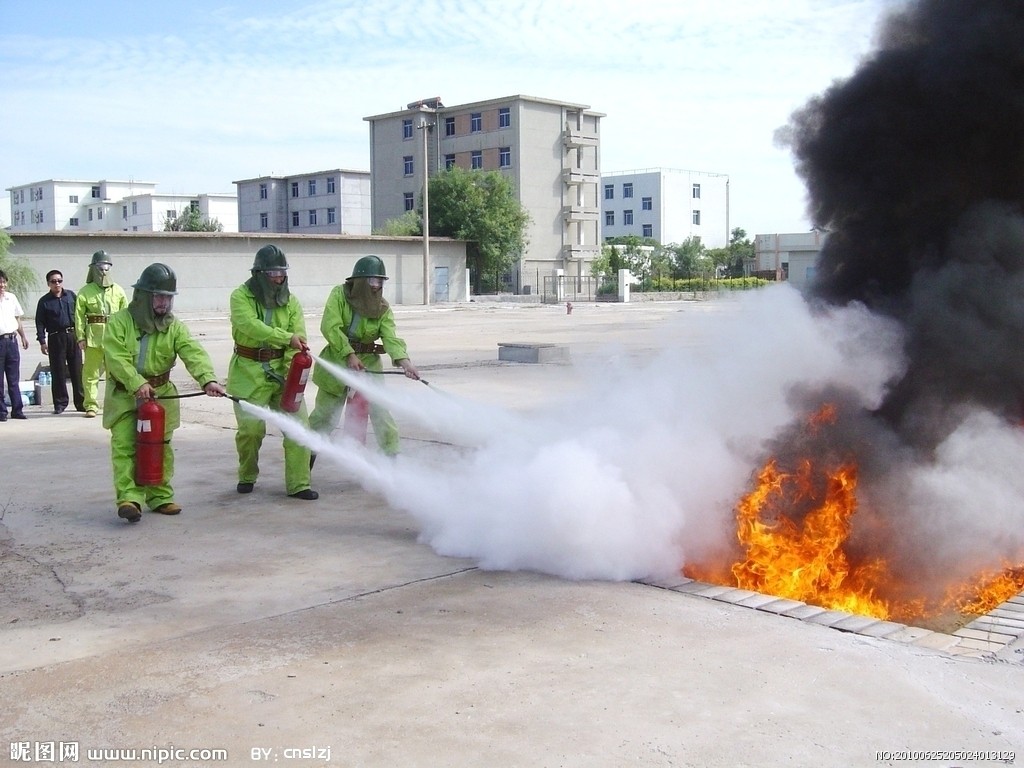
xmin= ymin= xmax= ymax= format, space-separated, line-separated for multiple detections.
xmin=231 ymin=566 xmax=482 ymax=628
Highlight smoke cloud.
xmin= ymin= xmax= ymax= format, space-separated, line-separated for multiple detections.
xmin=785 ymin=0 xmax=1024 ymax=446
xmin=258 ymin=287 xmax=904 ymax=582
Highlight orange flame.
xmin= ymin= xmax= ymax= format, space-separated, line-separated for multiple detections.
xmin=730 ymin=457 xmax=892 ymax=618
xmin=684 ymin=403 xmax=1024 ymax=626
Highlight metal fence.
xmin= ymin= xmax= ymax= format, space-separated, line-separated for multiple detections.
xmin=540 ymin=275 xmax=605 ymax=303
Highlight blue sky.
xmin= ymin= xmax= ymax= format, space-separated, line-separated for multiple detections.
xmin=2 ymin=0 xmax=895 ymax=234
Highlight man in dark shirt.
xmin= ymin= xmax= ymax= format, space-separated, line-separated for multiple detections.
xmin=35 ymin=269 xmax=84 ymax=414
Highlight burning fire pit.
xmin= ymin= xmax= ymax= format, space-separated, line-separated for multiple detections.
xmin=683 ymin=404 xmax=1024 ymax=636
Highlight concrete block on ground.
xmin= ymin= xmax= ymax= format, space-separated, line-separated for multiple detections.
xmin=498 ymin=342 xmax=569 ymax=364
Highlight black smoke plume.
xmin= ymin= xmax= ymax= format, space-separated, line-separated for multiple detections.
xmin=786 ymin=0 xmax=1024 ymax=448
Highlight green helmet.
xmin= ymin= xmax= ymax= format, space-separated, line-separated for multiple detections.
xmin=90 ymin=250 xmax=112 ymax=266
xmin=252 ymin=244 xmax=288 ymax=272
xmin=133 ymin=263 xmax=178 ymax=295
xmin=350 ymin=255 xmax=387 ymax=280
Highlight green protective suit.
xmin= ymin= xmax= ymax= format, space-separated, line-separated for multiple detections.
xmin=102 ymin=308 xmax=218 ymax=511
xmin=308 ymin=284 xmax=410 ymax=455
xmin=227 ymin=283 xmax=313 ymax=495
xmin=75 ymin=281 xmax=128 ymax=413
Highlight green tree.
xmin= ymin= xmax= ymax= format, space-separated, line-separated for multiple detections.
xmin=726 ymin=227 xmax=755 ymax=278
xmin=163 ymin=207 xmax=223 ymax=232
xmin=665 ymin=236 xmax=707 ymax=278
xmin=0 ymin=231 xmax=40 ymax=298
xmin=426 ymin=167 xmax=530 ymax=293
xmin=374 ymin=210 xmax=421 ymax=236
xmin=602 ymin=235 xmax=658 ymax=285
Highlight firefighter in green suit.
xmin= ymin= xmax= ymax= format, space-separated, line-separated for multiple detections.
xmin=103 ymin=263 xmax=226 ymax=523
xmin=308 ymin=255 xmax=420 ymax=463
xmin=76 ymin=250 xmax=128 ymax=417
xmin=228 ymin=244 xmax=318 ymax=500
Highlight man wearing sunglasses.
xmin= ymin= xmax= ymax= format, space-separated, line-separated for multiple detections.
xmin=35 ymin=269 xmax=85 ymax=414
xmin=75 ymin=251 xmax=128 ymax=418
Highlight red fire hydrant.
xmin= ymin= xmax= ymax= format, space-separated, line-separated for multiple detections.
xmin=566 ymin=301 xmax=573 ymax=315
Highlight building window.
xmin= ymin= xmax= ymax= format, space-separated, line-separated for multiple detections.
xmin=623 ymin=209 xmax=633 ymax=225
xmin=470 ymin=112 xmax=482 ymax=132
xmin=327 ymin=207 xmax=336 ymax=224
xmin=69 ymin=195 xmax=79 ymax=203
xmin=308 ymin=179 xmax=317 ymax=196
xmin=642 ymin=196 xmax=652 ymax=211
xmin=471 ymin=150 xmax=482 ymax=169
xmin=88 ymin=209 xmax=94 ymax=221
xmin=69 ymin=217 xmax=79 ymax=226
xmin=403 ymin=192 xmax=415 ymax=211
xmin=122 ymin=205 xmax=128 ymax=219
xmin=132 ymin=201 xmax=138 ymax=215
xmin=642 ymin=224 xmax=653 ymax=237
xmin=327 ymin=177 xmax=336 ymax=194
xmin=623 ymin=183 xmax=633 ymax=198
xmin=499 ymin=147 xmax=511 ymax=168
xmin=39 ymin=211 xmax=45 ymax=223
xmin=404 ymin=156 xmax=414 ymax=175
xmin=692 ymin=184 xmax=701 ymax=199
xmin=403 ymin=118 xmax=413 ymax=140
xmin=291 ymin=182 xmax=299 ymax=198
xmin=292 ymin=211 xmax=300 ymax=227
xmin=498 ymin=107 xmax=510 ymax=128
xmin=445 ymin=117 xmax=455 ymax=136
xmin=166 ymin=210 xmax=176 ymax=220
xmin=259 ymin=183 xmax=268 ymax=200
xmin=444 ymin=153 xmax=456 ymax=170
xmin=97 ymin=208 xmax=103 ymax=220
xmin=692 ymin=210 xmax=701 ymax=225
xmin=260 ymin=212 xmax=268 ymax=229
xmin=308 ymin=210 xmax=317 ymax=226
xmin=91 ymin=186 xmax=100 ymax=199
xmin=604 ymin=184 xmax=614 ymax=200
xmin=605 ymin=211 xmax=614 ymax=226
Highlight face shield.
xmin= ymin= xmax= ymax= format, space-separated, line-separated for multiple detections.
xmin=152 ymin=293 xmax=175 ymax=315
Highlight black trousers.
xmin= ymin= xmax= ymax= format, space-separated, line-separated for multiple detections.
xmin=47 ymin=328 xmax=84 ymax=411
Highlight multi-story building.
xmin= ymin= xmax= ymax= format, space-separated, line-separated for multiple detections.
xmin=365 ymin=95 xmax=604 ymax=294
xmin=6 ymin=179 xmax=237 ymax=232
xmin=600 ymin=168 xmax=730 ymax=249
xmin=120 ymin=192 xmax=238 ymax=232
xmin=234 ymin=169 xmax=371 ymax=235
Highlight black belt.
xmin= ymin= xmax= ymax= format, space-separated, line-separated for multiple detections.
xmin=350 ymin=340 xmax=385 ymax=354
xmin=47 ymin=327 xmax=75 ymax=335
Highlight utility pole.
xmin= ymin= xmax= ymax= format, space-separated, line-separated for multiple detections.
xmin=418 ymin=118 xmax=434 ymax=305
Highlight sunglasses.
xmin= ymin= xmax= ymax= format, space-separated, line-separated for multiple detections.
xmin=49 ymin=278 xmax=63 ymax=284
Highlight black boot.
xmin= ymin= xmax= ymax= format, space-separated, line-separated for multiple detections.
xmin=309 ymin=453 xmax=317 ymax=469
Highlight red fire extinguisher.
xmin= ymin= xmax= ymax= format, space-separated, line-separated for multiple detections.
xmin=136 ymin=399 xmax=166 ymax=486
xmin=343 ymin=390 xmax=370 ymax=444
xmin=281 ymin=346 xmax=313 ymax=413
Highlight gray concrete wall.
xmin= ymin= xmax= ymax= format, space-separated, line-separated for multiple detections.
xmin=7 ymin=232 xmax=467 ymax=314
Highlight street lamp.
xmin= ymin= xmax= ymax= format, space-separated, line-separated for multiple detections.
xmin=417 ymin=118 xmax=435 ymax=305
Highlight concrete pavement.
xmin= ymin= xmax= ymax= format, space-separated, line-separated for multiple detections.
xmin=1 ymin=298 xmax=1021 ymax=768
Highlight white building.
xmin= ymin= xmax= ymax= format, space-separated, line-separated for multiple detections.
xmin=753 ymin=230 xmax=828 ymax=290
xmin=600 ymin=168 xmax=730 ymax=249
xmin=365 ymin=95 xmax=603 ymax=294
xmin=6 ymin=179 xmax=237 ymax=232
xmin=234 ymin=169 xmax=371 ymax=235
xmin=121 ymin=192 xmax=238 ymax=232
